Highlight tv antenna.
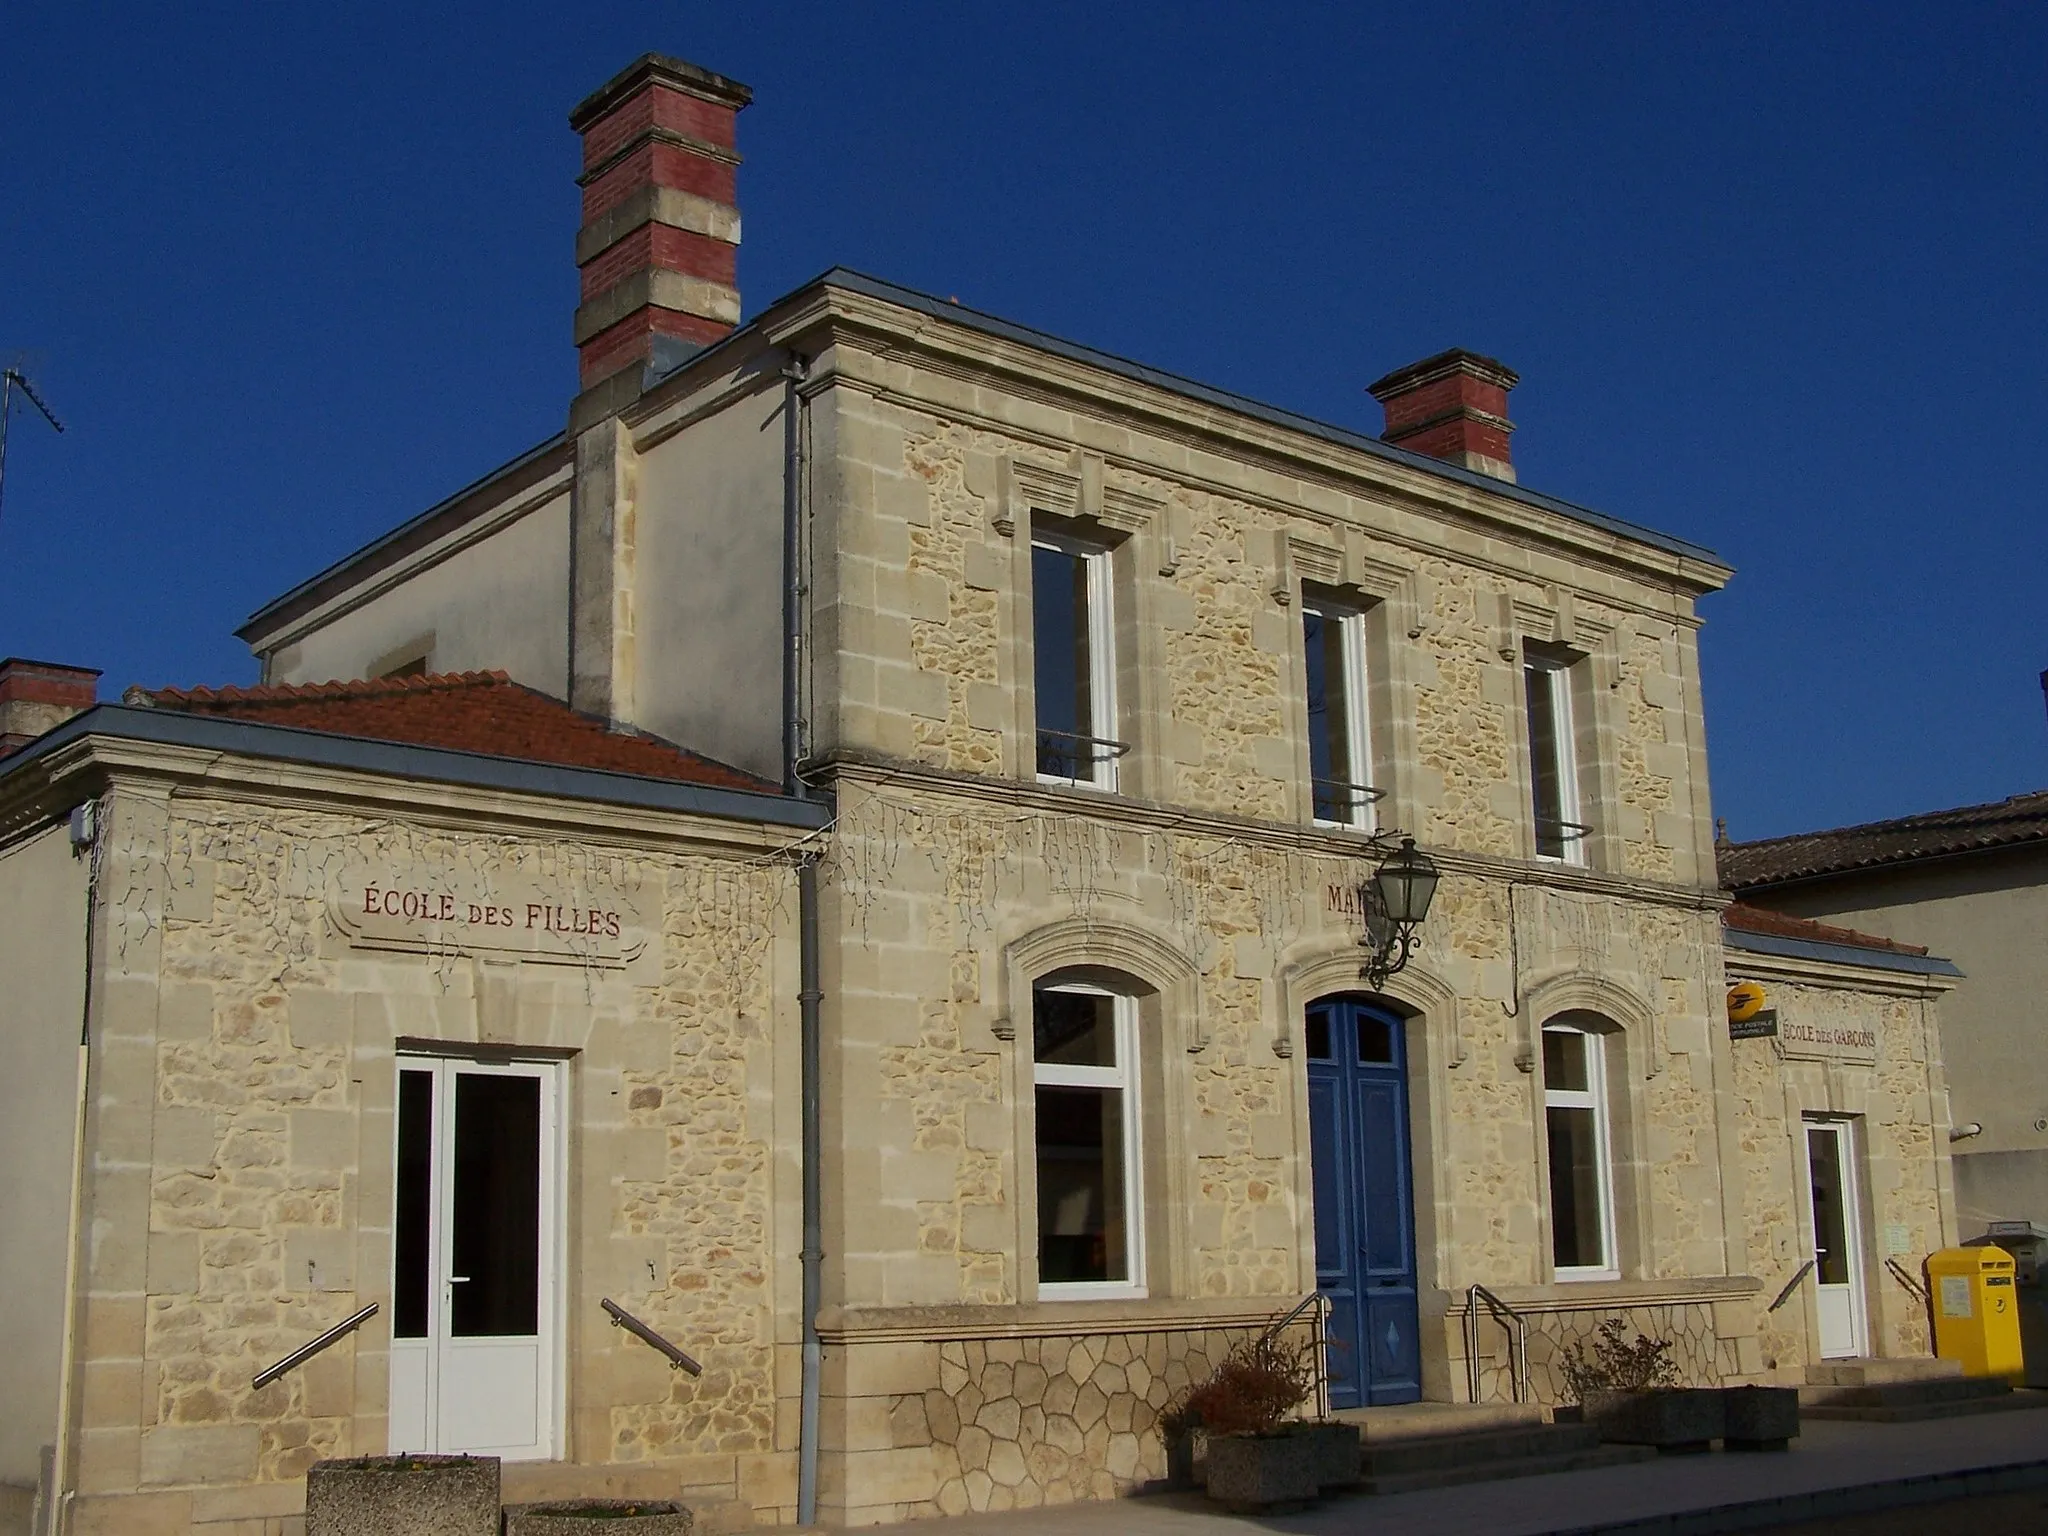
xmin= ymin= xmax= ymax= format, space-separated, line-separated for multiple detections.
xmin=0 ymin=364 xmax=66 ymax=531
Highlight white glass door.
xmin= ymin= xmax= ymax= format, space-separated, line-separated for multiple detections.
xmin=389 ymin=1057 xmax=560 ymax=1459
xmin=1805 ymin=1118 xmax=1868 ymax=1359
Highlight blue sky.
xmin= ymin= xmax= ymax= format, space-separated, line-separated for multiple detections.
xmin=2 ymin=3 xmax=2042 ymax=839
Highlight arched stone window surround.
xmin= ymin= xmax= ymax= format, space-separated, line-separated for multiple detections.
xmin=1523 ymin=971 xmax=1657 ymax=1283
xmin=995 ymin=914 xmax=1201 ymax=1303
xmin=1274 ymin=939 xmax=1457 ymax=1341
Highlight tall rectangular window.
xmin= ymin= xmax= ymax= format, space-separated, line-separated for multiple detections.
xmin=1032 ymin=535 xmax=1120 ymax=789
xmin=1303 ymin=602 xmax=1376 ymax=828
xmin=1033 ymin=982 xmax=1143 ymax=1297
xmin=1524 ymin=651 xmax=1585 ymax=862
xmin=1543 ymin=1023 xmax=1617 ymax=1280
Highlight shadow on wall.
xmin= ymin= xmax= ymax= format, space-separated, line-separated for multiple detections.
xmin=1953 ymin=1150 xmax=2048 ymax=1239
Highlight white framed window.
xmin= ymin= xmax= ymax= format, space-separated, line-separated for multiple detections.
xmin=1543 ymin=1022 xmax=1618 ymax=1281
xmin=1524 ymin=650 xmax=1586 ymax=863
xmin=1302 ymin=600 xmax=1377 ymax=829
xmin=1032 ymin=981 xmax=1144 ymax=1298
xmin=1032 ymin=532 xmax=1120 ymax=790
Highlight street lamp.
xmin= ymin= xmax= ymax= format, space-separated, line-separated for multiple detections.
xmin=1361 ymin=837 xmax=1440 ymax=991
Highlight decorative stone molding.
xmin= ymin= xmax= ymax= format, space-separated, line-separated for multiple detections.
xmin=998 ymin=913 xmax=1206 ymax=1053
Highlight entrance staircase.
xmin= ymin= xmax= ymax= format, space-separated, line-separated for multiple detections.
xmin=1331 ymin=1401 xmax=1655 ymax=1494
xmin=1800 ymin=1357 xmax=2048 ymax=1422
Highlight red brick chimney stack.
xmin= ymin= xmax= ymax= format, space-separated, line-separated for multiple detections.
xmin=569 ymin=54 xmax=752 ymax=422
xmin=0 ymin=657 xmax=100 ymax=756
xmin=1367 ymin=349 xmax=1521 ymax=483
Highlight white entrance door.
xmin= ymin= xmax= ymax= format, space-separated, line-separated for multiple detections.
xmin=388 ymin=1057 xmax=560 ymax=1459
xmin=1805 ymin=1118 xmax=1868 ymax=1359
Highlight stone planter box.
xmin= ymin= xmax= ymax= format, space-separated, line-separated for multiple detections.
xmin=1298 ymin=1421 xmax=1361 ymax=1491
xmin=505 ymin=1500 xmax=693 ymax=1536
xmin=1721 ymin=1385 xmax=1800 ymax=1451
xmin=1581 ymin=1388 xmax=1725 ymax=1455
xmin=306 ymin=1454 xmax=499 ymax=1536
xmin=1205 ymin=1429 xmax=1321 ymax=1513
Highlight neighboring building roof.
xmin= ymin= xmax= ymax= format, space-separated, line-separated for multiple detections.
xmin=1722 ymin=902 xmax=1926 ymax=956
xmin=240 ymin=269 xmax=1724 ymax=648
xmin=1721 ymin=901 xmax=1962 ymax=979
xmin=125 ymin=671 xmax=777 ymax=794
xmin=1719 ymin=790 xmax=2048 ymax=890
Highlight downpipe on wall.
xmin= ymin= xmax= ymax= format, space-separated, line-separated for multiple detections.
xmin=783 ymin=349 xmax=827 ymax=1525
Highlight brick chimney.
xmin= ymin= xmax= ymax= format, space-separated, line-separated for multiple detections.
xmin=569 ymin=54 xmax=752 ymax=425
xmin=0 ymin=658 xmax=100 ymax=757
xmin=1367 ymin=349 xmax=1520 ymax=483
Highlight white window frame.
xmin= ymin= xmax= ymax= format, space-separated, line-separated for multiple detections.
xmin=1543 ymin=1022 xmax=1618 ymax=1282
xmin=1031 ymin=531 xmax=1120 ymax=792
xmin=1302 ymin=599 xmax=1375 ymax=831
xmin=1524 ymin=651 xmax=1585 ymax=865
xmin=1032 ymin=981 xmax=1145 ymax=1300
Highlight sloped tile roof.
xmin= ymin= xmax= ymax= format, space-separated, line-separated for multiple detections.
xmin=127 ymin=672 xmax=777 ymax=794
xmin=1721 ymin=901 xmax=1927 ymax=956
xmin=1719 ymin=790 xmax=2048 ymax=890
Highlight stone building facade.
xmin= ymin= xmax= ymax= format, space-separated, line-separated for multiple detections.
xmin=0 ymin=51 xmax=1967 ymax=1536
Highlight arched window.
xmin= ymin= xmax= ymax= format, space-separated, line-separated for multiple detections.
xmin=1542 ymin=1018 xmax=1618 ymax=1280
xmin=1032 ymin=976 xmax=1144 ymax=1298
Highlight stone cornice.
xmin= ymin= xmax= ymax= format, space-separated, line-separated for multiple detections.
xmin=815 ymin=751 xmax=1729 ymax=915
xmin=1476 ymin=1275 xmax=1763 ymax=1314
xmin=1723 ymin=944 xmax=1960 ymax=998
xmin=753 ymin=281 xmax=1731 ymax=608
xmin=0 ymin=725 xmax=821 ymax=862
xmin=817 ymin=1295 xmax=1298 ymax=1345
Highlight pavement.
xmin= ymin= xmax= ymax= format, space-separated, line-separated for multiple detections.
xmin=905 ymin=1409 xmax=2048 ymax=1536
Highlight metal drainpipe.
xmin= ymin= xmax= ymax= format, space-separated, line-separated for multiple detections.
xmin=48 ymin=804 xmax=102 ymax=1536
xmin=781 ymin=353 xmax=808 ymax=797
xmin=796 ymin=855 xmax=823 ymax=1525
xmin=782 ymin=349 xmax=826 ymax=1525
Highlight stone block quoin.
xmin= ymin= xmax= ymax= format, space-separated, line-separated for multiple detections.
xmin=570 ymin=53 xmax=752 ymax=392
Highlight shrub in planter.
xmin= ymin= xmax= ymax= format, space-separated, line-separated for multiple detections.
xmin=1564 ymin=1320 xmax=1720 ymax=1455
xmin=1168 ymin=1335 xmax=1331 ymax=1512
xmin=505 ymin=1499 xmax=693 ymax=1535
xmin=1721 ymin=1385 xmax=1799 ymax=1452
xmin=305 ymin=1454 xmax=499 ymax=1536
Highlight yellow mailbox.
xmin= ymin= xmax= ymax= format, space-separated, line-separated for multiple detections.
xmin=1927 ymin=1245 xmax=2024 ymax=1379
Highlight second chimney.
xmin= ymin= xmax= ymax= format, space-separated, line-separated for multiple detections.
xmin=570 ymin=54 xmax=753 ymax=423
xmin=1367 ymin=349 xmax=1520 ymax=483
xmin=0 ymin=657 xmax=100 ymax=757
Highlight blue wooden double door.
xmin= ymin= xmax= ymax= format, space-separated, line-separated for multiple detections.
xmin=1306 ymin=996 xmax=1421 ymax=1408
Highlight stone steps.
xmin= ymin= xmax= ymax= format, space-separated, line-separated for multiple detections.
xmin=1802 ymin=1382 xmax=2048 ymax=1422
xmin=1353 ymin=1421 xmax=1656 ymax=1495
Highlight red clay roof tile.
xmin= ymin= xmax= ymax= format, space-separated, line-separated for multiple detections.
xmin=129 ymin=672 xmax=777 ymax=794
xmin=1721 ymin=901 xmax=1927 ymax=956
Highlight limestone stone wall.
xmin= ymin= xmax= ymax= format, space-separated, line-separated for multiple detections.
xmin=1460 ymin=1299 xmax=1755 ymax=1405
xmin=814 ymin=378 xmax=1718 ymax=889
xmin=1728 ymin=965 xmax=1955 ymax=1380
xmin=68 ymin=786 xmax=802 ymax=1532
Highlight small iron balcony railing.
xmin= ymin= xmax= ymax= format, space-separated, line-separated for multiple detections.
xmin=1035 ymin=728 xmax=1131 ymax=781
xmin=1311 ymin=778 xmax=1385 ymax=824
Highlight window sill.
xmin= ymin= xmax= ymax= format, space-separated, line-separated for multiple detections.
xmin=1476 ymin=1275 xmax=1765 ymax=1313
xmin=1037 ymin=772 xmax=1117 ymax=794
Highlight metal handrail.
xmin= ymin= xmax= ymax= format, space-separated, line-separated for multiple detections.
xmin=1034 ymin=728 xmax=1132 ymax=775
xmin=253 ymin=1303 xmax=377 ymax=1390
xmin=1463 ymin=1284 xmax=1530 ymax=1404
xmin=1768 ymin=1259 xmax=1818 ymax=1313
xmin=1256 ymin=1291 xmax=1331 ymax=1421
xmin=1885 ymin=1256 xmax=1929 ymax=1305
xmin=602 ymin=1297 xmax=703 ymax=1375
